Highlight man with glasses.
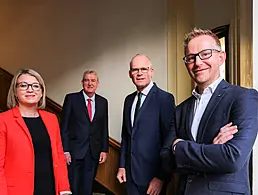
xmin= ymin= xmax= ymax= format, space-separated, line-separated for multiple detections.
xmin=161 ymin=28 xmax=258 ymax=195
xmin=117 ymin=54 xmax=176 ymax=195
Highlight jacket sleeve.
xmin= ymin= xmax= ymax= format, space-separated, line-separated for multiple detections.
xmin=119 ymin=99 xmax=128 ymax=168
xmin=155 ymin=93 xmax=176 ymax=180
xmin=174 ymin=89 xmax=258 ymax=173
xmin=0 ymin=118 xmax=7 ymax=195
xmin=101 ymin=99 xmax=109 ymax=152
xmin=60 ymin=95 xmax=72 ymax=152
xmin=160 ymin=98 xmax=177 ymax=173
xmin=53 ymin=115 xmax=71 ymax=193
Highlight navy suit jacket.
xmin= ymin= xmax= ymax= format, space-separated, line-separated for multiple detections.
xmin=60 ymin=90 xmax=109 ymax=160
xmin=162 ymin=80 xmax=258 ymax=195
xmin=120 ymin=83 xmax=175 ymax=186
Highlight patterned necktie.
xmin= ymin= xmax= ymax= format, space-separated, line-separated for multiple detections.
xmin=87 ymin=99 xmax=92 ymax=121
xmin=134 ymin=92 xmax=142 ymax=124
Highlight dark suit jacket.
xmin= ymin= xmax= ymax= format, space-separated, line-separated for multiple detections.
xmin=60 ymin=90 xmax=109 ymax=160
xmin=120 ymin=83 xmax=175 ymax=186
xmin=161 ymin=80 xmax=258 ymax=195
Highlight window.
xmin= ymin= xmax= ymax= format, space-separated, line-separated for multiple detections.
xmin=212 ymin=25 xmax=229 ymax=81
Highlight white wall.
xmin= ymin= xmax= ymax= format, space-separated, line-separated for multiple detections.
xmin=0 ymin=0 xmax=168 ymax=141
xmin=194 ymin=0 xmax=234 ymax=29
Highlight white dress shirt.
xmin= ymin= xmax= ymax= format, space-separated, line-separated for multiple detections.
xmin=131 ymin=81 xmax=154 ymax=125
xmin=83 ymin=91 xmax=96 ymax=121
xmin=60 ymin=191 xmax=72 ymax=195
xmin=191 ymin=77 xmax=223 ymax=141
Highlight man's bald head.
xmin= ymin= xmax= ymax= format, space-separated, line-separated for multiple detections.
xmin=130 ymin=54 xmax=152 ymax=69
xmin=129 ymin=54 xmax=154 ymax=91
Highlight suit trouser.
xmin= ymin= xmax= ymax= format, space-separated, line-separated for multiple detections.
xmin=69 ymin=150 xmax=98 ymax=195
xmin=126 ymin=168 xmax=167 ymax=195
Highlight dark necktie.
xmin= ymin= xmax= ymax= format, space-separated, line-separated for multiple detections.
xmin=87 ymin=99 xmax=92 ymax=121
xmin=134 ymin=92 xmax=142 ymax=124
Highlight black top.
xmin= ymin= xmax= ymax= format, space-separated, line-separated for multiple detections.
xmin=23 ymin=116 xmax=56 ymax=195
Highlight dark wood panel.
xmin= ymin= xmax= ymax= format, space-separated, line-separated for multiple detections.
xmin=0 ymin=68 xmax=12 ymax=111
xmin=96 ymin=138 xmax=125 ymax=195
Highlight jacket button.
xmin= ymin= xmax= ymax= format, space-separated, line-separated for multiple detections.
xmin=55 ymin=165 xmax=58 ymax=168
xmin=188 ymin=179 xmax=192 ymax=183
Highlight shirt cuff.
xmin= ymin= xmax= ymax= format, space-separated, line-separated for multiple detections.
xmin=64 ymin=152 xmax=69 ymax=154
xmin=60 ymin=191 xmax=72 ymax=195
xmin=173 ymin=144 xmax=177 ymax=153
xmin=173 ymin=140 xmax=183 ymax=154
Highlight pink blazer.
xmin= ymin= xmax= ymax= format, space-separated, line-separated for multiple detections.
xmin=0 ymin=107 xmax=70 ymax=195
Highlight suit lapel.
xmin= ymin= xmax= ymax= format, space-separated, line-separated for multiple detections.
xmin=135 ymin=85 xmax=156 ymax=122
xmin=132 ymin=85 xmax=157 ymax=136
xmin=186 ymin=96 xmax=195 ymax=141
xmin=127 ymin=92 xmax=136 ymax=133
xmin=13 ymin=107 xmax=33 ymax=145
xmin=196 ymin=80 xmax=229 ymax=143
xmin=92 ymin=95 xmax=100 ymax=123
xmin=79 ymin=91 xmax=91 ymax=122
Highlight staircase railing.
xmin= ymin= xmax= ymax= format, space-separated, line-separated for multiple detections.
xmin=0 ymin=67 xmax=125 ymax=195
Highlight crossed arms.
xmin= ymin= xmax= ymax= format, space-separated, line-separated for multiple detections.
xmin=162 ymin=89 xmax=258 ymax=174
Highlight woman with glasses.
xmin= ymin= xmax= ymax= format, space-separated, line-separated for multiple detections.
xmin=0 ymin=68 xmax=71 ymax=195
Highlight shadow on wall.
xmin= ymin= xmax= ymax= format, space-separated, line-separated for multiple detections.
xmin=0 ymin=0 xmax=169 ymax=141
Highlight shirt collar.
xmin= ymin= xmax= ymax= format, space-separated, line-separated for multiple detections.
xmin=192 ymin=77 xmax=223 ymax=99
xmin=138 ymin=81 xmax=154 ymax=96
xmin=83 ymin=91 xmax=95 ymax=102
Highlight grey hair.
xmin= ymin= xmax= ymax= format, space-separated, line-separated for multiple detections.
xmin=82 ymin=70 xmax=99 ymax=81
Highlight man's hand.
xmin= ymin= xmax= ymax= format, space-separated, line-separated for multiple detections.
xmin=65 ymin=152 xmax=72 ymax=165
xmin=147 ymin=177 xmax=164 ymax=195
xmin=213 ymin=122 xmax=238 ymax=144
xmin=117 ymin=168 xmax=126 ymax=183
xmin=99 ymin=152 xmax=107 ymax=164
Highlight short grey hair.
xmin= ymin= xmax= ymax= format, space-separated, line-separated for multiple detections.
xmin=82 ymin=70 xmax=99 ymax=81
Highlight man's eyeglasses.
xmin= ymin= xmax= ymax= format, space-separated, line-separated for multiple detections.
xmin=130 ymin=67 xmax=150 ymax=75
xmin=16 ymin=82 xmax=42 ymax=91
xmin=183 ymin=49 xmax=221 ymax=64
